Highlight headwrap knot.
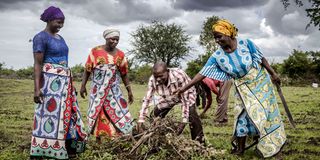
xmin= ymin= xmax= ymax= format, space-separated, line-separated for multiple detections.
xmin=40 ymin=6 xmax=65 ymax=22
xmin=103 ymin=29 xmax=120 ymax=39
xmin=212 ymin=19 xmax=238 ymax=38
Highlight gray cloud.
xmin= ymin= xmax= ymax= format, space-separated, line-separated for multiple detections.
xmin=0 ymin=0 xmax=32 ymax=6
xmin=0 ymin=0 xmax=319 ymax=69
xmin=300 ymin=31 xmax=320 ymax=51
xmin=172 ymin=0 xmax=268 ymax=11
xmin=0 ymin=0 xmax=181 ymax=25
xmin=0 ymin=0 xmax=42 ymax=10
xmin=73 ymin=0 xmax=181 ymax=25
xmin=263 ymin=0 xmax=316 ymax=35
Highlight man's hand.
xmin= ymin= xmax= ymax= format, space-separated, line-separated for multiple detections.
xmin=173 ymin=88 xmax=183 ymax=96
xmin=200 ymin=103 xmax=210 ymax=118
xmin=176 ymin=123 xmax=186 ymax=135
xmin=80 ymin=86 xmax=87 ymax=99
xmin=34 ymin=90 xmax=43 ymax=104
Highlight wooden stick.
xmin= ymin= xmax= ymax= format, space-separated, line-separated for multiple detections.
xmin=130 ymin=132 xmax=154 ymax=154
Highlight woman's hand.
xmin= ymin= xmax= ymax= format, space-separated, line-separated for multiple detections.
xmin=80 ymin=86 xmax=87 ymax=99
xmin=34 ymin=90 xmax=43 ymax=104
xmin=261 ymin=57 xmax=281 ymax=85
xmin=271 ymin=73 xmax=281 ymax=86
xmin=128 ymin=91 xmax=134 ymax=104
xmin=33 ymin=53 xmax=44 ymax=104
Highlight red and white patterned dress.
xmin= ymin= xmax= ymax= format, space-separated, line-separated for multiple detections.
xmin=85 ymin=45 xmax=133 ymax=138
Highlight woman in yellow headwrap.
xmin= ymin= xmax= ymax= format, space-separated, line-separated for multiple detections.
xmin=176 ymin=19 xmax=286 ymax=158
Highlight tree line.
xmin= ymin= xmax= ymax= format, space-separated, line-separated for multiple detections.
xmin=1 ymin=48 xmax=319 ymax=86
xmin=185 ymin=49 xmax=320 ymax=86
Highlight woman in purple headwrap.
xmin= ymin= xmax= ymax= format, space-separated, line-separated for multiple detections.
xmin=30 ymin=6 xmax=87 ymax=159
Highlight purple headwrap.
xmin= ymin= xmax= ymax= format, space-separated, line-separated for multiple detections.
xmin=40 ymin=6 xmax=65 ymax=22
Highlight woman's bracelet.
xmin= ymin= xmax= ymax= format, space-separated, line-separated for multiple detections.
xmin=125 ymin=84 xmax=131 ymax=88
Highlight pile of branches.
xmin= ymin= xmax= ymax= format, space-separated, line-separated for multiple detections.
xmin=86 ymin=116 xmax=225 ymax=160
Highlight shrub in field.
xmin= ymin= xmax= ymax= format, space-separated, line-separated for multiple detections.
xmin=130 ymin=65 xmax=152 ymax=84
xmin=282 ymin=50 xmax=320 ymax=85
xmin=0 ymin=62 xmax=16 ymax=78
xmin=71 ymin=64 xmax=85 ymax=81
xmin=16 ymin=66 xmax=33 ymax=79
xmin=0 ymin=62 xmax=33 ymax=79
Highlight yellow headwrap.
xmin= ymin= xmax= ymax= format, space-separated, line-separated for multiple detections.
xmin=212 ymin=19 xmax=238 ymax=38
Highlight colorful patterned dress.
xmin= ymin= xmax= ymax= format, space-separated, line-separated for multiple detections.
xmin=200 ymin=38 xmax=286 ymax=158
xmin=85 ymin=46 xmax=133 ymax=138
xmin=30 ymin=31 xmax=87 ymax=159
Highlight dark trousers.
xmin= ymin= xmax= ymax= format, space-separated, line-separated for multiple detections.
xmin=153 ymin=104 xmax=204 ymax=143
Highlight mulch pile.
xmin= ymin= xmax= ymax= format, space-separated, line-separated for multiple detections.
xmin=87 ymin=116 xmax=225 ymax=160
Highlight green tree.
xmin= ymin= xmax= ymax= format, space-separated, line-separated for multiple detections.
xmin=186 ymin=52 xmax=211 ymax=78
xmin=186 ymin=16 xmax=220 ymax=77
xmin=281 ymin=0 xmax=320 ymax=29
xmin=199 ymin=16 xmax=220 ymax=52
xmin=130 ymin=21 xmax=192 ymax=67
xmin=306 ymin=51 xmax=320 ymax=80
xmin=282 ymin=49 xmax=311 ymax=79
xmin=0 ymin=62 xmax=4 ymax=70
xmin=131 ymin=65 xmax=152 ymax=84
xmin=270 ymin=63 xmax=284 ymax=75
xmin=71 ymin=63 xmax=85 ymax=74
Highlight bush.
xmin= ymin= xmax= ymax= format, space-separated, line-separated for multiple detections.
xmin=0 ymin=62 xmax=17 ymax=78
xmin=131 ymin=65 xmax=152 ymax=84
xmin=71 ymin=64 xmax=85 ymax=81
xmin=16 ymin=66 xmax=34 ymax=79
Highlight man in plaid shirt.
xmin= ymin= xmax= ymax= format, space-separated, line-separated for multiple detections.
xmin=137 ymin=62 xmax=204 ymax=143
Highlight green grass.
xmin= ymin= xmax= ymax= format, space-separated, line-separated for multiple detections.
xmin=0 ymin=79 xmax=320 ymax=159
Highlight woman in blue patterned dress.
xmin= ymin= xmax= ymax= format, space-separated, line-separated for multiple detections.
xmin=176 ymin=19 xmax=286 ymax=158
xmin=31 ymin=6 xmax=87 ymax=159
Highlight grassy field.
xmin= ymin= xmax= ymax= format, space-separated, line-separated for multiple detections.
xmin=0 ymin=78 xmax=319 ymax=159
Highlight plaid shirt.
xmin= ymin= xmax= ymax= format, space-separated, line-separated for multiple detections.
xmin=138 ymin=68 xmax=196 ymax=123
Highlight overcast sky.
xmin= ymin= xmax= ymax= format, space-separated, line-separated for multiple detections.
xmin=0 ymin=0 xmax=319 ymax=69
